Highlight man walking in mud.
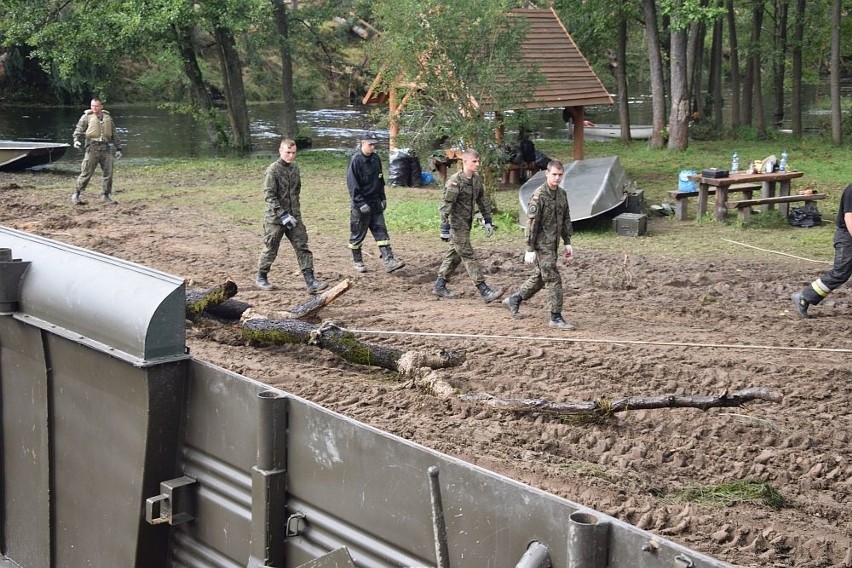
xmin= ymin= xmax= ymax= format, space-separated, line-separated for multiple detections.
xmin=432 ymin=148 xmax=503 ymax=303
xmin=71 ymin=98 xmax=123 ymax=205
xmin=346 ymin=131 xmax=404 ymax=273
xmin=255 ymin=138 xmax=328 ymax=295
xmin=502 ymin=159 xmax=576 ymax=330
xmin=792 ymin=182 xmax=852 ymax=317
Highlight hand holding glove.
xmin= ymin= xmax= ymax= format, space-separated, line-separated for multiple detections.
xmin=280 ymin=212 xmax=298 ymax=230
xmin=524 ymin=250 xmax=537 ymax=264
xmin=358 ymin=203 xmax=371 ymax=215
xmin=484 ymin=223 xmax=494 ymax=238
xmin=439 ymin=221 xmax=451 ymax=241
xmin=115 ymin=150 xmax=122 ymax=160
xmin=563 ymin=244 xmax=574 ymax=260
xmin=73 ymin=140 xmax=81 ymax=149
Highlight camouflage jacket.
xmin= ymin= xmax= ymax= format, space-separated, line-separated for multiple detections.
xmin=525 ymin=183 xmax=572 ymax=253
xmin=263 ymin=159 xmax=302 ymax=224
xmin=440 ymin=171 xmax=492 ymax=231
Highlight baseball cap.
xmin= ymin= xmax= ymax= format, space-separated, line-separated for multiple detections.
xmin=362 ymin=131 xmax=379 ymax=144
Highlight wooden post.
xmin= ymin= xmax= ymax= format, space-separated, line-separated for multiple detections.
xmin=388 ymin=86 xmax=399 ymax=151
xmin=565 ymin=106 xmax=586 ymax=161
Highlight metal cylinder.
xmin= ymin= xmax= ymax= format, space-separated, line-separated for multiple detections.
xmin=0 ymin=248 xmax=31 ymax=315
xmin=567 ymin=511 xmax=610 ymax=568
xmin=256 ymin=390 xmax=286 ymax=471
xmin=428 ymin=465 xmax=451 ymax=568
xmin=515 ymin=541 xmax=552 ymax=568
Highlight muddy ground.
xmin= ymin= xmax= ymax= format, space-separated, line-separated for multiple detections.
xmin=1 ymin=172 xmax=850 ymax=567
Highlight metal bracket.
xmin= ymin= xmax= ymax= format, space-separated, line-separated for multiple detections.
xmin=286 ymin=512 xmax=307 ymax=537
xmin=145 ymin=475 xmax=197 ymax=526
xmin=674 ymin=554 xmax=695 ymax=567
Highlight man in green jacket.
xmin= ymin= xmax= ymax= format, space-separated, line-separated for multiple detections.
xmin=503 ymin=159 xmax=576 ymax=330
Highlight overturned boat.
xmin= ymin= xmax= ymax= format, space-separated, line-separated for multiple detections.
xmin=519 ymin=155 xmax=630 ymax=226
xmin=0 ymin=140 xmax=69 ymax=171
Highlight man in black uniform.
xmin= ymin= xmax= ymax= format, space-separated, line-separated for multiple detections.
xmin=346 ymin=132 xmax=404 ymax=273
xmin=792 ymin=182 xmax=852 ymax=317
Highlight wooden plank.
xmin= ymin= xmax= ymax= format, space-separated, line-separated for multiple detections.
xmin=725 ymin=193 xmax=826 ymax=209
xmin=667 ymin=184 xmax=760 ymax=200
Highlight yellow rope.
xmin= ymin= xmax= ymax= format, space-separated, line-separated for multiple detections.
xmin=341 ymin=327 xmax=852 ymax=354
xmin=722 ymin=238 xmax=832 ymax=264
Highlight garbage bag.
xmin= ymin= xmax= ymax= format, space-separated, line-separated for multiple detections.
xmin=788 ymin=203 xmax=822 ymax=228
xmin=409 ymin=153 xmax=423 ymax=187
xmin=389 ymin=149 xmax=412 ymax=187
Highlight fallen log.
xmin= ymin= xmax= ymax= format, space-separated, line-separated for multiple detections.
xmin=240 ymin=319 xmax=463 ymax=381
xmin=202 ymin=298 xmax=252 ymax=322
xmin=460 ymin=387 xmax=782 ymax=419
xmin=185 ymin=280 xmax=238 ymax=321
xmin=288 ymin=278 xmax=351 ymax=320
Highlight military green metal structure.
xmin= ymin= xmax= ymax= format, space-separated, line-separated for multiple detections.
xmin=0 ymin=225 xmax=732 ymax=568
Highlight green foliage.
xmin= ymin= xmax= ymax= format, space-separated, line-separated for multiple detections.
xmin=672 ymin=479 xmax=791 ymax=509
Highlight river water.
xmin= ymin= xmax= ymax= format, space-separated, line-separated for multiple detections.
xmin=0 ymin=83 xmax=842 ymax=164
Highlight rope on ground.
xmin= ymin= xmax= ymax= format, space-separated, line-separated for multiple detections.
xmin=722 ymin=238 xmax=832 ymax=264
xmin=340 ymin=327 xmax=852 ymax=354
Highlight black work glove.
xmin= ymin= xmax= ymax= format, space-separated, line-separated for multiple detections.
xmin=439 ymin=221 xmax=451 ymax=241
xmin=358 ymin=203 xmax=371 ymax=215
xmin=280 ymin=212 xmax=298 ymax=230
xmin=381 ymin=200 xmax=387 ymax=211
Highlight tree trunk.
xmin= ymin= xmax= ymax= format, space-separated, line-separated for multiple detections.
xmin=615 ymin=15 xmax=632 ymax=141
xmin=644 ymin=0 xmax=667 ymax=148
xmin=461 ymin=387 xmax=782 ymax=419
xmin=771 ymin=0 xmax=789 ymax=128
xmin=707 ymin=6 xmax=724 ymax=129
xmin=686 ymin=1 xmax=708 ymax=117
xmin=791 ymin=0 xmax=805 ymax=138
xmin=185 ymin=280 xmax=238 ymax=321
xmin=668 ymin=14 xmax=689 ymax=151
xmin=174 ymin=24 xmax=225 ymax=146
xmin=271 ymin=0 xmax=298 ymax=138
xmin=214 ymin=25 xmax=252 ymax=150
xmin=751 ymin=0 xmax=767 ymax=136
xmin=830 ymin=0 xmax=842 ymax=145
xmin=726 ymin=0 xmax=742 ymax=128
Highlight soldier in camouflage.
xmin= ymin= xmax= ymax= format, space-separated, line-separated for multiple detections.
xmin=71 ymin=98 xmax=123 ymax=205
xmin=255 ymin=138 xmax=327 ymax=294
xmin=503 ymin=160 xmax=576 ymax=330
xmin=432 ymin=148 xmax=503 ymax=303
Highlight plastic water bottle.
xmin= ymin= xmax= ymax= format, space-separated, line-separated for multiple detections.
xmin=731 ymin=152 xmax=739 ymax=173
xmin=779 ymin=150 xmax=788 ymax=172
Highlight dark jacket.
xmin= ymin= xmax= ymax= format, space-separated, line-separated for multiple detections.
xmin=346 ymin=151 xmax=386 ymax=207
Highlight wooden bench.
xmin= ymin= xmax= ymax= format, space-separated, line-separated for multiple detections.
xmin=725 ymin=193 xmax=827 ymax=223
xmin=667 ymin=183 xmax=761 ymax=221
xmin=502 ymin=162 xmax=538 ymax=185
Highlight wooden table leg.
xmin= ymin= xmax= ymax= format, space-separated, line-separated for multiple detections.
xmin=697 ymin=183 xmax=710 ymax=218
xmin=778 ymin=180 xmax=792 ymax=218
xmin=715 ymin=185 xmax=729 ymax=221
xmin=761 ymin=181 xmax=777 ymax=213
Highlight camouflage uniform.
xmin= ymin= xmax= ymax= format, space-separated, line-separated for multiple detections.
xmin=518 ymin=182 xmax=573 ymax=313
xmin=73 ymin=108 xmax=122 ymax=199
xmin=437 ymin=170 xmax=492 ymax=284
xmin=257 ymin=159 xmax=315 ymax=275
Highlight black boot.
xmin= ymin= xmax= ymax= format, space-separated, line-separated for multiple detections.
xmin=502 ymin=293 xmax=522 ymax=317
xmin=476 ymin=282 xmax=504 ymax=304
xmin=432 ymin=277 xmax=459 ymax=299
xmin=791 ymin=292 xmax=810 ymax=318
xmin=304 ymin=269 xmax=328 ymax=294
xmin=256 ymin=271 xmax=275 ymax=291
xmin=549 ymin=313 xmax=575 ymax=330
xmin=380 ymin=245 xmax=405 ymax=273
xmin=351 ymin=248 xmax=367 ymax=273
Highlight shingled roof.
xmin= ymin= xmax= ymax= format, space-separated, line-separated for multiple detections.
xmin=510 ymin=7 xmax=613 ymax=109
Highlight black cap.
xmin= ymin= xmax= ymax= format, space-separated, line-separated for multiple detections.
xmin=362 ymin=131 xmax=379 ymax=144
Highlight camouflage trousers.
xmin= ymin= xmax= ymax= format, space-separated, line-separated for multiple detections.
xmin=437 ymin=227 xmax=484 ymax=284
xmin=258 ymin=220 xmax=314 ymax=275
xmin=518 ymin=248 xmax=563 ymax=314
xmin=75 ymin=142 xmax=115 ymax=196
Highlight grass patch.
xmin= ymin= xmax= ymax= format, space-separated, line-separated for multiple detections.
xmin=670 ymin=479 xmax=791 ymax=509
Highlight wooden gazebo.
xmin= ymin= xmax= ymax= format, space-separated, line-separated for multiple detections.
xmin=362 ymin=7 xmax=613 ymax=161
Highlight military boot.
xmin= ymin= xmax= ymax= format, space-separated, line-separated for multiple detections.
xmin=502 ymin=293 xmax=522 ymax=317
xmin=380 ymin=246 xmax=405 ymax=273
xmin=255 ymin=271 xmax=275 ymax=291
xmin=304 ymin=269 xmax=328 ymax=294
xmin=432 ymin=277 xmax=459 ymax=299
xmin=549 ymin=313 xmax=575 ymax=330
xmin=476 ymin=282 xmax=504 ymax=304
xmin=352 ymin=248 xmax=367 ymax=273
xmin=71 ymin=190 xmax=85 ymax=205
xmin=791 ymin=292 xmax=810 ymax=319
xmin=102 ymin=194 xmax=117 ymax=205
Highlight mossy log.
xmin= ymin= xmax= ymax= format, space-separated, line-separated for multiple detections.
xmin=240 ymin=319 xmax=464 ymax=376
xmin=202 ymin=298 xmax=252 ymax=322
xmin=461 ymin=387 xmax=782 ymax=418
xmin=185 ymin=280 xmax=238 ymax=320
xmin=288 ymin=278 xmax=352 ymax=320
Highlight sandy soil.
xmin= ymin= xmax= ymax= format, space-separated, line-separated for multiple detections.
xmin=2 ymin=172 xmax=851 ymax=567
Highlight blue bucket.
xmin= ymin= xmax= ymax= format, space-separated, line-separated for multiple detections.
xmin=678 ymin=170 xmax=697 ymax=192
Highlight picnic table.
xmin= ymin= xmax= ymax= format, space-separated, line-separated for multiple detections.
xmin=686 ymin=170 xmax=807 ymax=222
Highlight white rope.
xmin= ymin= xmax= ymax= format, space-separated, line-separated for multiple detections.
xmin=722 ymin=238 xmax=832 ymax=264
xmin=341 ymin=327 xmax=852 ymax=354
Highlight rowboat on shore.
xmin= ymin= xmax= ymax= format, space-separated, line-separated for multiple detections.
xmin=579 ymin=124 xmax=654 ymax=141
xmin=0 ymin=140 xmax=70 ymax=171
